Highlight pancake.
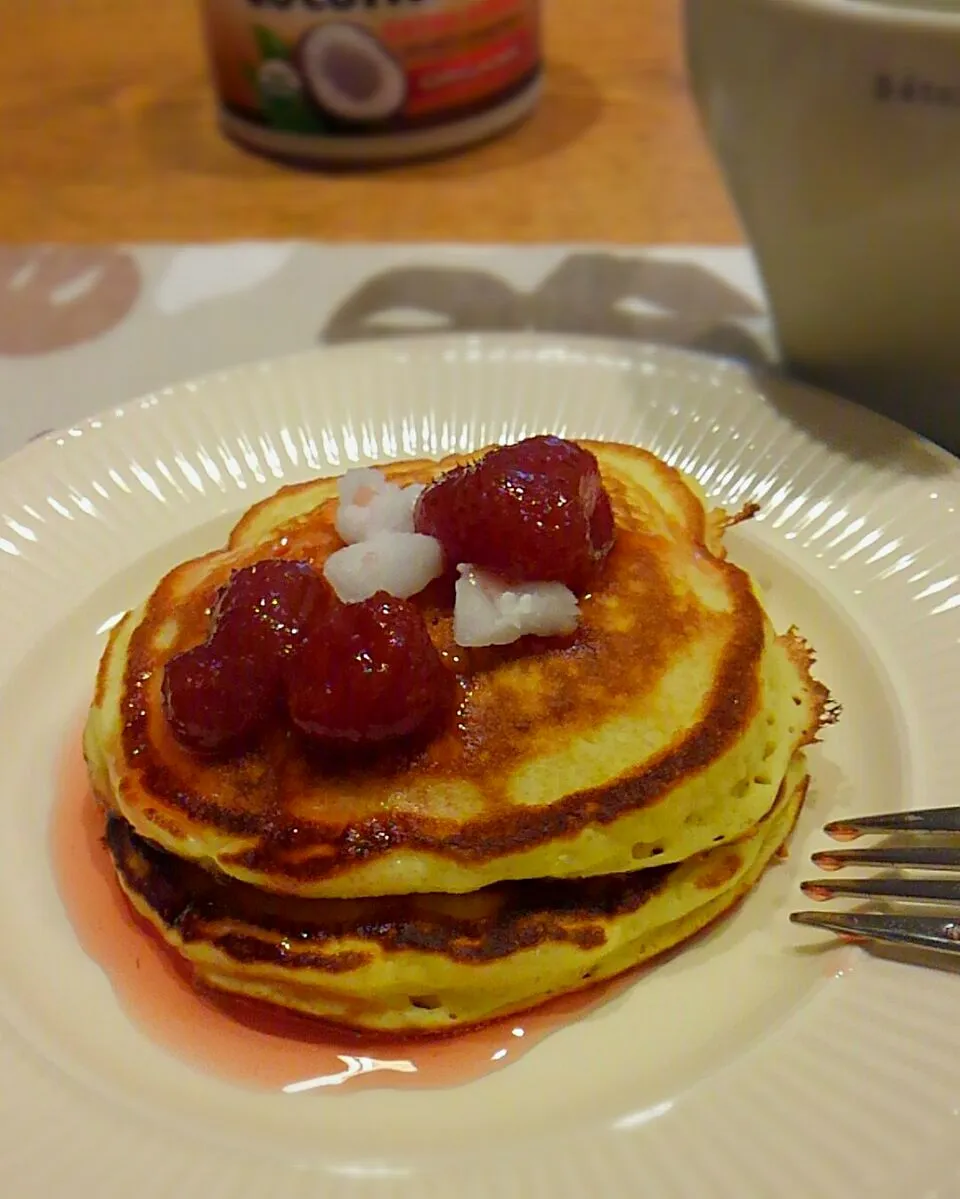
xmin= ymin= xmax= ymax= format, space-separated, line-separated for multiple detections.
xmin=84 ymin=441 xmax=833 ymax=899
xmin=105 ymin=756 xmax=809 ymax=1033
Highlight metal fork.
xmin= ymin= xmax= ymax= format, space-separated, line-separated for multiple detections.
xmin=790 ymin=806 xmax=960 ymax=954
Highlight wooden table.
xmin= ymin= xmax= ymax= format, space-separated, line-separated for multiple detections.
xmin=0 ymin=0 xmax=739 ymax=243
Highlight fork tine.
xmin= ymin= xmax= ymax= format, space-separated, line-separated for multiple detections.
xmin=811 ymin=845 xmax=960 ymax=872
xmin=790 ymin=910 xmax=960 ymax=952
xmin=801 ymin=876 xmax=960 ymax=903
xmin=824 ymin=806 xmax=960 ymax=839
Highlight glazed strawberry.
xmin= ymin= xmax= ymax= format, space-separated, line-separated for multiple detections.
xmin=286 ymin=591 xmax=453 ymax=745
xmin=414 ymin=436 xmax=615 ymax=591
xmin=161 ymin=643 xmax=277 ymax=753
xmin=163 ymin=559 xmax=329 ymax=753
xmin=211 ymin=559 xmax=329 ymax=659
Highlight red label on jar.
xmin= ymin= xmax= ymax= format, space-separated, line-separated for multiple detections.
xmin=200 ymin=0 xmax=541 ymax=137
xmin=406 ymin=29 xmax=537 ymax=114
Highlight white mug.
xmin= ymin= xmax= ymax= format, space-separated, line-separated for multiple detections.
xmin=684 ymin=0 xmax=960 ymax=452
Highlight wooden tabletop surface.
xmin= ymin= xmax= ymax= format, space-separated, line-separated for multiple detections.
xmin=1 ymin=0 xmax=740 ymax=244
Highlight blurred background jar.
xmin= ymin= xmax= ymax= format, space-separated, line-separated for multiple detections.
xmin=199 ymin=0 xmax=542 ymax=168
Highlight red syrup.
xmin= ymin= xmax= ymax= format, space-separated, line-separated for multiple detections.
xmin=50 ymin=733 xmax=632 ymax=1094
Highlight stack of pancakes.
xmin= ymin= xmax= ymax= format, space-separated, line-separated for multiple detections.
xmin=84 ymin=441 xmax=832 ymax=1033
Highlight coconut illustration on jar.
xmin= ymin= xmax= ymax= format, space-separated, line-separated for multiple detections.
xmin=296 ymin=22 xmax=408 ymax=124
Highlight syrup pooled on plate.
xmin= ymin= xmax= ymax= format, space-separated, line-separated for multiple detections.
xmin=51 ymin=733 xmax=628 ymax=1093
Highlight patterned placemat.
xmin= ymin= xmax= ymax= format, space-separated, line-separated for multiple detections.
xmin=0 ymin=244 xmax=771 ymax=461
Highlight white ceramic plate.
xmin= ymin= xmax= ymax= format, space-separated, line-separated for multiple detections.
xmin=1 ymin=333 xmax=958 ymax=1199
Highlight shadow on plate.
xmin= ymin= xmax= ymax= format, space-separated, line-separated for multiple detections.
xmin=796 ymin=934 xmax=960 ymax=978
xmin=746 ymin=363 xmax=954 ymax=479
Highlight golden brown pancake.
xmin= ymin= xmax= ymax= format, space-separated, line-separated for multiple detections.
xmin=105 ymin=758 xmax=809 ymax=1033
xmin=84 ymin=441 xmax=832 ymax=899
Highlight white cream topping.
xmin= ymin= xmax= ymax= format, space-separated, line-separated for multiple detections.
xmin=453 ymin=564 xmax=580 ymax=647
xmin=324 ymin=531 xmax=444 ymax=604
xmin=334 ymin=467 xmax=425 ymax=544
